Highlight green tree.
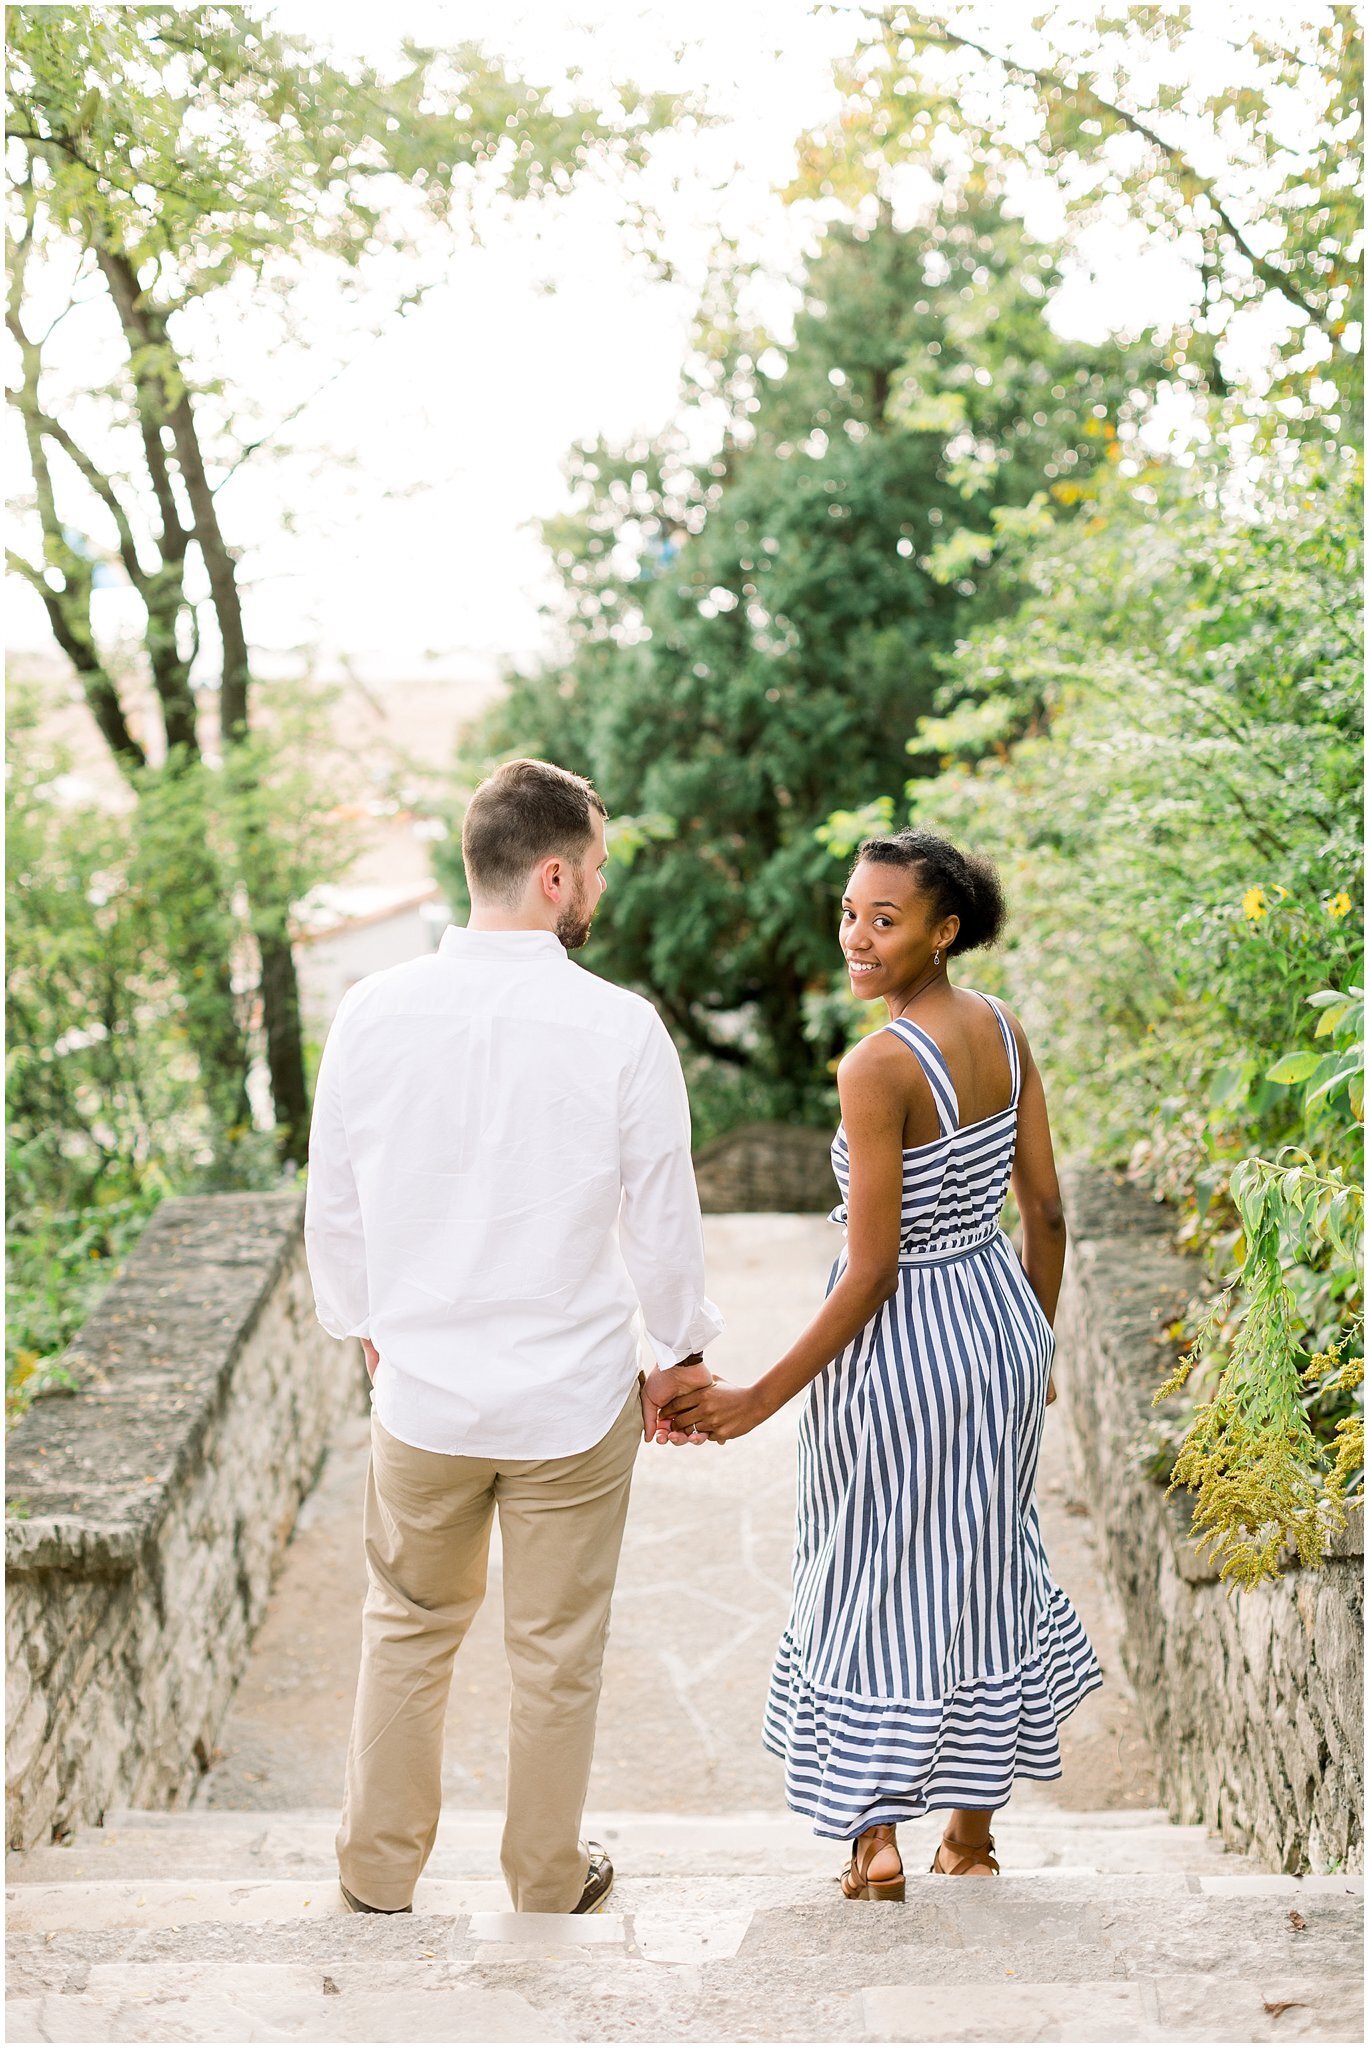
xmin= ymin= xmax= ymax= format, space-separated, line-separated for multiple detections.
xmin=909 ymin=456 xmax=1362 ymax=1180
xmin=900 ymin=451 xmax=1362 ymax=1582
xmin=801 ymin=4 xmax=1362 ymax=432
xmin=5 ymin=690 xmax=350 ymax=1418
xmin=448 ymin=187 xmax=1157 ymax=1107
xmin=6 ymin=4 xmax=684 ymax=1160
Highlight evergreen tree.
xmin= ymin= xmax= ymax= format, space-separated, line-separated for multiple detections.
xmin=451 ymin=184 xmax=1158 ymax=1110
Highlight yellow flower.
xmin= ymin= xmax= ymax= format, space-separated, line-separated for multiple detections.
xmin=1241 ymin=887 xmax=1268 ymax=922
xmin=1327 ymin=892 xmax=1352 ymax=920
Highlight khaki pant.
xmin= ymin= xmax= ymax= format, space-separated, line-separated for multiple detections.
xmin=336 ymin=1385 xmax=641 ymax=1913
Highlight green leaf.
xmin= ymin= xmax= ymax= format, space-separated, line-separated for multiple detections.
xmin=926 ymin=527 xmax=996 ymax=585
xmin=1267 ymin=1051 xmax=1321 ymax=1084
xmin=1210 ymin=1060 xmax=1255 ymax=1107
xmin=889 ymin=388 xmax=967 ymax=436
xmin=1307 ymin=1052 xmax=1363 ymax=1109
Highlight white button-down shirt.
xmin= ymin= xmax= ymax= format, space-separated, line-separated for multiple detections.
xmin=304 ymin=924 xmax=723 ymax=1458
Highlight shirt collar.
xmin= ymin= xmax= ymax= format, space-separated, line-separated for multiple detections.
xmin=439 ymin=924 xmax=567 ymax=962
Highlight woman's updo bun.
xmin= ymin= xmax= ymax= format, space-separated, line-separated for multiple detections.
xmin=852 ymin=829 xmax=1007 ymax=956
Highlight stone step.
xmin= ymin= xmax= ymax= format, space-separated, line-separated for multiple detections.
xmin=5 ymin=1885 xmax=1363 ymax=2042
xmin=6 ymin=1869 xmax=1359 ymax=1940
xmin=88 ymin=1810 xmax=1205 ymax=1843
xmin=6 ymin=1806 xmax=1253 ymax=1885
xmin=5 ymin=1974 xmax=1360 ymax=2039
xmin=6 ymin=1962 xmax=1362 ymax=2045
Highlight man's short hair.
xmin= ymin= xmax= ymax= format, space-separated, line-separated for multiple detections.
xmin=461 ymin=758 xmax=608 ymax=904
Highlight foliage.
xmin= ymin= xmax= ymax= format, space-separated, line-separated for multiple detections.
xmin=864 ymin=443 xmax=1361 ymax=1580
xmin=5 ymin=698 xmax=337 ymax=1423
xmin=1149 ymin=987 xmax=1363 ymax=1587
xmin=7 ymin=755 xmax=190 ymax=1420
xmin=444 ymin=187 xmax=1158 ymax=1108
xmin=6 ymin=5 xmax=689 ymax=1407
xmin=6 ymin=1181 xmax=166 ymax=1427
xmin=801 ymin=4 xmax=1362 ymax=432
xmin=1155 ymin=1155 xmax=1360 ymax=1581
xmin=6 ymin=4 xmax=688 ymax=1160
xmin=907 ymin=453 xmax=1362 ymax=1181
xmin=6 ymin=6 xmax=682 ymax=286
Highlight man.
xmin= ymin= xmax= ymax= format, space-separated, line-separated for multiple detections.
xmin=305 ymin=758 xmax=721 ymax=1917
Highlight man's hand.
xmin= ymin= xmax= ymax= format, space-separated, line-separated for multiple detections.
xmin=641 ymin=1356 xmax=714 ymax=1445
xmin=361 ymin=1338 xmax=380 ymax=1384
xmin=659 ymin=1375 xmax=765 ymax=1444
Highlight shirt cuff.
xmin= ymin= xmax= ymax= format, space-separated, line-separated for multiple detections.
xmin=642 ymin=1297 xmax=725 ymax=1372
xmin=315 ymin=1305 xmax=372 ymax=1344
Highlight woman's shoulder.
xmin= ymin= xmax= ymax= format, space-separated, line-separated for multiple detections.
xmin=960 ymin=987 xmax=1031 ymax=1064
xmin=838 ymin=1024 xmax=909 ymax=1082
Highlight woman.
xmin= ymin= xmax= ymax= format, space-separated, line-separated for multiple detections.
xmin=660 ymin=829 xmax=1102 ymax=1897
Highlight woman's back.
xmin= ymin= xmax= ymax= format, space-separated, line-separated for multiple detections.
xmin=831 ymin=991 xmax=1022 ymax=1260
xmin=873 ymin=986 xmax=1024 ymax=1149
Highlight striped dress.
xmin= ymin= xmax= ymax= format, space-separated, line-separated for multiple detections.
xmin=763 ymin=996 xmax=1102 ymax=1839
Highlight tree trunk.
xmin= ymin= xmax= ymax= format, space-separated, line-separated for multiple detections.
xmin=97 ymin=243 xmax=312 ymax=1161
xmin=757 ymin=958 xmax=818 ymax=1116
xmin=257 ymin=929 xmax=309 ymax=1165
xmin=134 ymin=758 xmax=253 ymax=1145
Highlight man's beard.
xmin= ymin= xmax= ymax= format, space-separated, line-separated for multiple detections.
xmin=555 ymin=878 xmax=595 ymax=951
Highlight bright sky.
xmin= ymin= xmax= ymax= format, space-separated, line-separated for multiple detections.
xmin=6 ymin=1 xmax=1311 ymax=686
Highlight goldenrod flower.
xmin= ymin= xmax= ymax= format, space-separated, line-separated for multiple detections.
xmin=1327 ymin=892 xmax=1352 ymax=920
xmin=1241 ymin=887 xmax=1268 ymax=922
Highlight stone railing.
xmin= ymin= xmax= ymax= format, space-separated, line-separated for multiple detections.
xmin=1055 ymin=1165 xmax=1364 ymax=1875
xmin=5 ymin=1192 xmax=365 ymax=1852
xmin=693 ymin=1122 xmax=837 ymax=1214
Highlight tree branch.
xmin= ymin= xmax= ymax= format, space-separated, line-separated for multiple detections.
xmin=859 ymin=8 xmax=1333 ymax=336
xmin=26 ymin=401 xmax=150 ymax=595
xmin=7 ymin=549 xmax=148 ymax=774
xmin=9 ymin=123 xmax=215 ymax=209
xmin=7 ymin=213 xmax=149 ymax=777
xmin=656 ymin=989 xmax=756 ymax=1069
xmin=97 ymin=245 xmax=252 ymax=739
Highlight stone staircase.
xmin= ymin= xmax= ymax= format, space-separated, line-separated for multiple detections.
xmin=6 ymin=1806 xmax=1362 ymax=2042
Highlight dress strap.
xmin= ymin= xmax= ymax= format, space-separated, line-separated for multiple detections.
xmin=978 ymin=994 xmax=1021 ymax=1108
xmin=883 ymin=1019 xmax=959 ymax=1136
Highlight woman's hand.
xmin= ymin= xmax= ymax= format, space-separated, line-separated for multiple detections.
xmin=642 ymin=1358 xmax=713 ymax=1444
xmin=659 ymin=1376 xmax=767 ymax=1444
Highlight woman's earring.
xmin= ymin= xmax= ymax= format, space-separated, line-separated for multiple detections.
xmin=933 ymin=949 xmax=940 ymax=966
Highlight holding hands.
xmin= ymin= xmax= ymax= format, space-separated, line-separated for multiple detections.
xmin=657 ymin=1373 xmax=766 ymax=1444
xmin=641 ymin=1354 xmax=768 ymax=1447
xmin=641 ymin=1356 xmax=715 ymax=1445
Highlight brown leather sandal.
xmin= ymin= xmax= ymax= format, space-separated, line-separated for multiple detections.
xmin=930 ymin=1829 xmax=1000 ymax=1875
xmin=840 ymin=1823 xmax=905 ymax=1902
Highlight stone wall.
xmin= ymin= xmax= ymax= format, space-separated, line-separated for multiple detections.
xmin=5 ymin=1192 xmax=365 ymax=1853
xmin=693 ymin=1122 xmax=837 ymax=1215
xmin=1055 ymin=1165 xmax=1364 ymax=1875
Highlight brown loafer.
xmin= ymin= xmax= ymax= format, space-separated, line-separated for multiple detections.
xmin=573 ymin=1841 xmax=614 ymax=1914
xmin=339 ymin=1878 xmax=413 ymax=1914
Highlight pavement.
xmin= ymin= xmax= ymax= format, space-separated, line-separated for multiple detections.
xmin=200 ymin=1214 xmax=1157 ymax=1822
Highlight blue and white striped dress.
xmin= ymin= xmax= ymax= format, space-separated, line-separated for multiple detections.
xmin=763 ymin=996 xmax=1102 ymax=1839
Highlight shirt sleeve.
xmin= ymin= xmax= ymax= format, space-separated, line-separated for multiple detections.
xmin=303 ymin=992 xmax=372 ymax=1343
xmin=618 ymin=1009 xmax=724 ymax=1369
